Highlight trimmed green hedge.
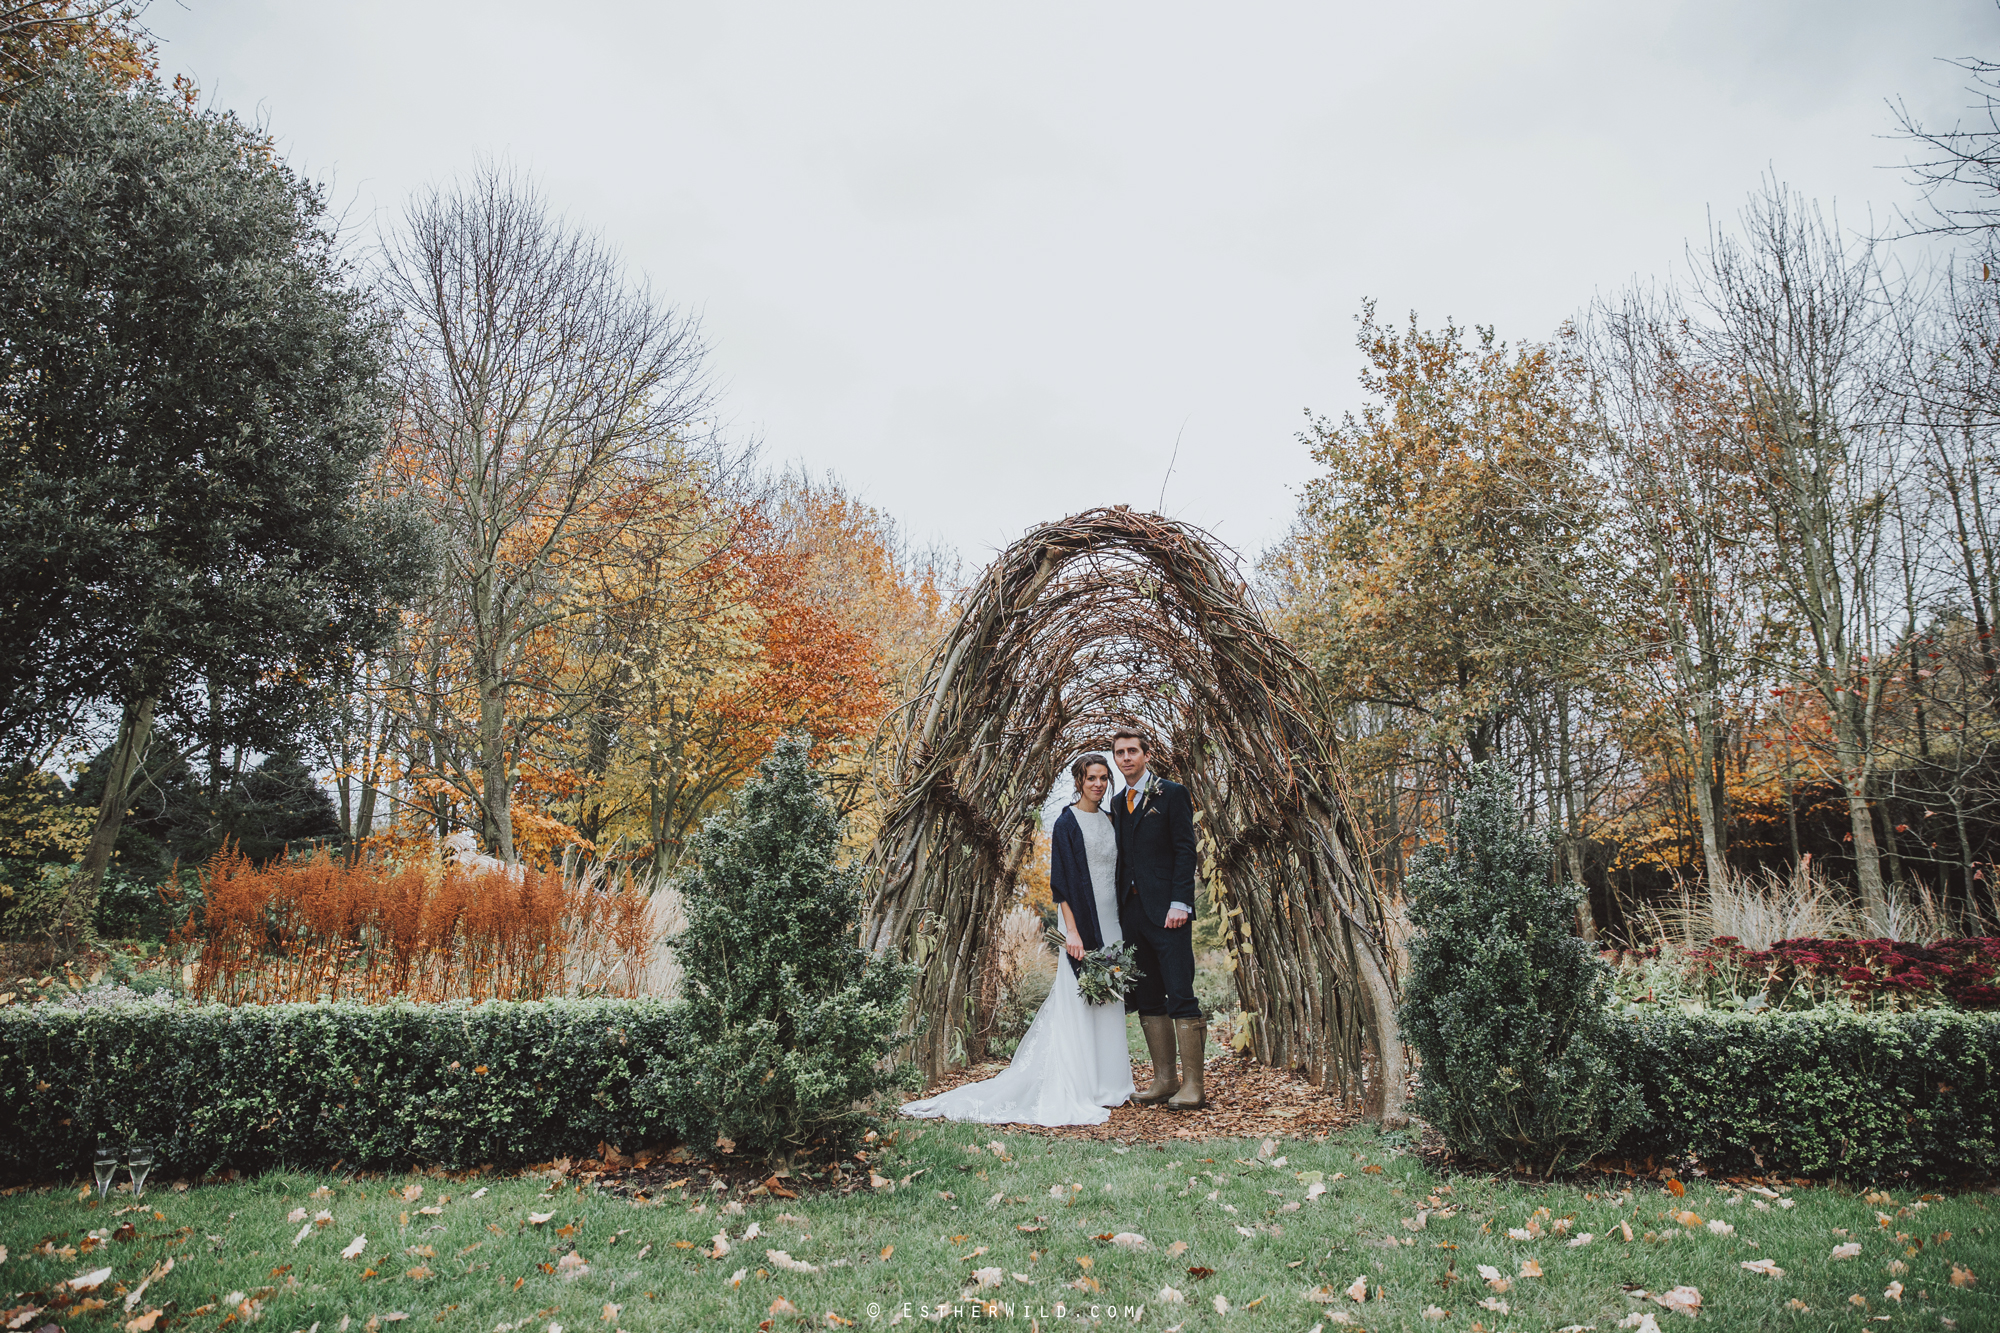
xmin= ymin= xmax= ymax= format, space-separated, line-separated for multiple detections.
xmin=0 ymin=998 xmax=691 ymax=1181
xmin=1612 ymin=1007 xmax=2000 ymax=1181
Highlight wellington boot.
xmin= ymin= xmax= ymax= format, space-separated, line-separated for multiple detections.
xmin=1132 ymin=1015 xmax=1179 ymax=1105
xmin=1166 ymin=1019 xmax=1208 ymax=1111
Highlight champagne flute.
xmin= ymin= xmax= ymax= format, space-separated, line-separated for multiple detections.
xmin=93 ymin=1140 xmax=119 ymax=1201
xmin=126 ymin=1141 xmax=155 ymax=1199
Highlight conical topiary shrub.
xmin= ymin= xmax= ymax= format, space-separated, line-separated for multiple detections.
xmin=662 ymin=736 xmax=917 ymax=1163
xmin=1398 ymin=763 xmax=1642 ymax=1174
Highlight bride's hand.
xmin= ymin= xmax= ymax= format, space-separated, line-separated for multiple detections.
xmin=1065 ymin=935 xmax=1085 ymax=961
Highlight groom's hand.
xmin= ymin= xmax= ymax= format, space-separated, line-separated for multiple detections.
xmin=1164 ymin=908 xmax=1189 ymax=929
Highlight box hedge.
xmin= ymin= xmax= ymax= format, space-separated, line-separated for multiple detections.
xmin=1611 ymin=1006 xmax=2000 ymax=1181
xmin=0 ymin=997 xmax=691 ymax=1181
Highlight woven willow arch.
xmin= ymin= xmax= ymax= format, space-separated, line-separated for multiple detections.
xmin=863 ymin=507 xmax=1407 ymax=1123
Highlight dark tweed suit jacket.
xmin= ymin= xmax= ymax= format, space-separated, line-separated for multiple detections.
xmin=1111 ymin=777 xmax=1197 ymax=928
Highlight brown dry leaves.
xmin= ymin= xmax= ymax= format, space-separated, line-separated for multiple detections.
xmin=907 ymin=1055 xmax=1359 ymax=1143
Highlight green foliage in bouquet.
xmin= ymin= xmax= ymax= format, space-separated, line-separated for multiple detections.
xmin=1048 ymin=934 xmax=1144 ymax=1006
xmin=1399 ymin=763 xmax=1642 ymax=1174
xmin=658 ymin=737 xmax=917 ymax=1163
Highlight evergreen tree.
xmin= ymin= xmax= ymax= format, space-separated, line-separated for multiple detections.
xmin=665 ymin=737 xmax=916 ymax=1162
xmin=0 ymin=64 xmax=427 ymax=947
xmin=1399 ymin=763 xmax=1641 ymax=1173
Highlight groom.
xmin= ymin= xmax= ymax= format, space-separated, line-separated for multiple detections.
xmin=1110 ymin=730 xmax=1207 ymax=1111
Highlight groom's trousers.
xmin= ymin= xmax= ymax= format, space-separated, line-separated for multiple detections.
xmin=1119 ymin=899 xmax=1201 ymax=1020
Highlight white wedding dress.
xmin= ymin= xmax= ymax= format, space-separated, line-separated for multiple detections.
xmin=900 ymin=805 xmax=1134 ymax=1126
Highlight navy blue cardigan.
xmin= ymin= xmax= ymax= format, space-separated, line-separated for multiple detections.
xmin=1049 ymin=805 xmax=1114 ymax=976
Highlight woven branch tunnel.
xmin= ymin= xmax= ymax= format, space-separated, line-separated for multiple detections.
xmin=862 ymin=507 xmax=1407 ymax=1124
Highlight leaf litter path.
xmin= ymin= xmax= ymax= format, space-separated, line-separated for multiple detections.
xmin=900 ymin=1055 xmax=1362 ymax=1142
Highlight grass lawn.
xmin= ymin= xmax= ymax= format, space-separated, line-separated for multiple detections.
xmin=0 ymin=1121 xmax=1992 ymax=1333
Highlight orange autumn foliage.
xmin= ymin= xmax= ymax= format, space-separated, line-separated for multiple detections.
xmin=173 ymin=843 xmax=654 ymax=1004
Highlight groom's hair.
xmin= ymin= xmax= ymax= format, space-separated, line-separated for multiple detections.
xmin=1110 ymin=729 xmax=1151 ymax=753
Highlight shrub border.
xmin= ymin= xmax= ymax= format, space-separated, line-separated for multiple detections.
xmin=0 ymin=998 xmax=688 ymax=1181
xmin=1611 ymin=1006 xmax=2000 ymax=1181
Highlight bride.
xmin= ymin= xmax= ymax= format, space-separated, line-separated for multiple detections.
xmin=900 ymin=753 xmax=1135 ymax=1126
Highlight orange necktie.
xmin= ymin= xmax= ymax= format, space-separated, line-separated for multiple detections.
xmin=1126 ymin=788 xmax=1136 ymax=813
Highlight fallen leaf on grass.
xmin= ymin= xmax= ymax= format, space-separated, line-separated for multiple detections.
xmin=1706 ymin=1219 xmax=1734 ymax=1236
xmin=1520 ymin=1259 xmax=1543 ymax=1278
xmin=1672 ymin=1211 xmax=1702 ymax=1228
xmin=1212 ymin=1295 xmax=1230 ymax=1314
xmin=1478 ymin=1297 xmax=1510 ymax=1314
xmin=342 ymin=1236 xmax=367 ymax=1260
xmin=1832 ymin=1243 xmax=1863 ymax=1260
xmin=1785 ymin=1299 xmax=1811 ymax=1311
xmin=1951 ymin=1264 xmax=1977 ymax=1288
xmin=405 ymin=1266 xmax=432 ymax=1280
xmin=1110 ymin=1232 xmax=1147 ymax=1249
xmin=69 ymin=1267 xmax=113 ymax=1292
xmin=125 ymin=1311 xmax=163 ymax=1332
xmin=601 ymin=1305 xmax=620 ymax=1324
xmin=1186 ymin=1266 xmax=1215 ymax=1280
xmin=769 ymin=1250 xmax=821 ymax=1274
xmin=1507 ymin=1227 xmax=1533 ymax=1240
xmin=1740 ymin=1259 xmax=1784 ymax=1277
xmin=1568 ymin=1233 xmax=1595 ymax=1247
xmin=727 ymin=1268 xmax=747 ymax=1287
xmin=1421 ymin=1308 xmax=1447 ymax=1322
xmin=769 ymin=1299 xmax=799 ymax=1316
xmin=287 ymin=1207 xmax=309 ymax=1223
xmin=1650 ymin=1285 xmax=1702 ymax=1318
xmin=1619 ymin=1221 xmax=1634 ymax=1242
xmin=294 ymin=1222 xmax=313 ymax=1247
xmin=1618 ymin=1315 xmax=1662 ymax=1333
xmin=1885 ymin=1281 xmax=1904 ymax=1302
xmin=1344 ymin=1276 xmax=1368 ymax=1301
xmin=969 ymin=1267 xmax=1002 ymax=1290
xmin=1167 ymin=1240 xmax=1188 ymax=1257
xmin=527 ymin=1213 xmax=554 ymax=1226
xmin=1158 ymin=1286 xmax=1184 ymax=1304
xmin=419 ymin=1206 xmax=442 ymax=1216
xmin=400 ymin=1185 xmax=422 ymax=1202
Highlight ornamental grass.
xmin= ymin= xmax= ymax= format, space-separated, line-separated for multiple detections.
xmin=171 ymin=843 xmax=656 ymax=1005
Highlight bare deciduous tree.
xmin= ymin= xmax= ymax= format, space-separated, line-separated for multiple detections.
xmin=1591 ymin=286 xmax=1770 ymax=891
xmin=1694 ymin=184 xmax=1905 ymax=923
xmin=382 ymin=165 xmax=713 ymax=861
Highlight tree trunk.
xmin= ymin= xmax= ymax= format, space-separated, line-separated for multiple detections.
xmin=1688 ymin=699 xmax=1730 ymax=892
xmin=1831 ymin=716 xmax=1888 ymax=926
xmin=478 ymin=654 xmax=514 ymax=862
xmin=58 ymin=693 xmax=157 ymax=955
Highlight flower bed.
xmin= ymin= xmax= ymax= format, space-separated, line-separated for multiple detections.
xmin=1609 ymin=936 xmax=2000 ymax=1014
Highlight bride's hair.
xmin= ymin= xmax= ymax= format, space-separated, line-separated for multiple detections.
xmin=1070 ymin=752 xmax=1111 ymax=796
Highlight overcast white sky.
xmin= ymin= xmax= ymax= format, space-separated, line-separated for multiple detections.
xmin=148 ymin=1 xmax=1996 ymax=568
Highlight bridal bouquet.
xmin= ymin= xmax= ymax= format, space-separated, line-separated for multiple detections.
xmin=1049 ymin=934 xmax=1145 ymax=1006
